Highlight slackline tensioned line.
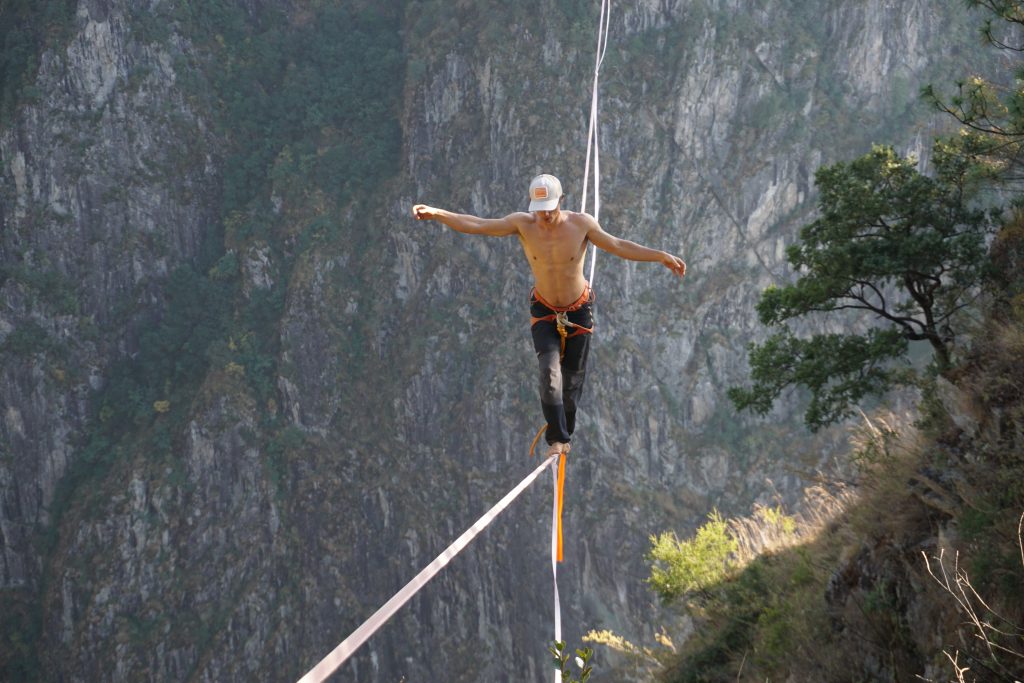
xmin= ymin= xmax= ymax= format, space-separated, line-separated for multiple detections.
xmin=296 ymin=453 xmax=558 ymax=683
xmin=582 ymin=0 xmax=611 ymax=287
xmin=550 ymin=455 xmax=565 ymax=683
xmin=552 ymin=4 xmax=611 ymax=681
xmin=298 ymin=4 xmax=614 ymax=681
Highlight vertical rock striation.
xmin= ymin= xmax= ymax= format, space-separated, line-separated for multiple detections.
xmin=1 ymin=0 xmax=217 ymax=654
xmin=0 ymin=0 xmax=988 ymax=681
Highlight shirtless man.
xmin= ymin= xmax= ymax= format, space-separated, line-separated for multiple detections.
xmin=413 ymin=174 xmax=686 ymax=457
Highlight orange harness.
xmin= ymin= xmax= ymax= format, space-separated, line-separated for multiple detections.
xmin=529 ymin=284 xmax=594 ymax=359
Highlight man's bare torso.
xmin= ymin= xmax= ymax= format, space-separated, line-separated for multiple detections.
xmin=512 ymin=210 xmax=592 ymax=307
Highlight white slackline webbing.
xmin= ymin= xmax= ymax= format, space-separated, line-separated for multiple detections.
xmin=549 ymin=5 xmax=612 ymax=681
xmin=296 ymin=453 xmax=558 ymax=683
xmin=582 ymin=0 xmax=611 ymax=287
xmin=301 ymin=4 xmax=613 ymax=681
xmin=550 ymin=459 xmax=563 ymax=683
xmin=552 ymin=3 xmax=606 ymax=679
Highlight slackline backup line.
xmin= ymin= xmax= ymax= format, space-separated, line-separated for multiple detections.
xmin=583 ymin=0 xmax=611 ymax=286
xmin=296 ymin=2 xmax=611 ymax=681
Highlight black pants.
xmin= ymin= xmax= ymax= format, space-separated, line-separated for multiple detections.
xmin=530 ymin=291 xmax=595 ymax=445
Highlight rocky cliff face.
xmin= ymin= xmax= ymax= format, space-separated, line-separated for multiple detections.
xmin=1 ymin=0 xmax=217 ymax=600
xmin=0 ymin=0 xmax=984 ymax=681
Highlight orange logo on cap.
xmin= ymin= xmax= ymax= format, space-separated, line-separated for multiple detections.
xmin=533 ymin=187 xmax=549 ymax=200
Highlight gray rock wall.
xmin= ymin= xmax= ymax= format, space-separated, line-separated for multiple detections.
xmin=1 ymin=0 xmax=218 ymax=595
xmin=0 ymin=0 xmax=986 ymax=681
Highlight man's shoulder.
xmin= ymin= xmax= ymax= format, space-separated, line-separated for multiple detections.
xmin=505 ymin=211 xmax=533 ymax=226
xmin=567 ymin=211 xmax=598 ymax=228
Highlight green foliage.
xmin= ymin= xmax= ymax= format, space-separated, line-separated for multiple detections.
xmin=94 ymin=266 xmax=231 ymax=430
xmin=207 ymin=251 xmax=239 ymax=282
xmin=182 ymin=3 xmax=404 ymax=223
xmin=647 ymin=511 xmax=739 ymax=602
xmin=654 ymin=526 xmax=851 ymax=683
xmin=989 ymin=216 xmax=1024 ymax=315
xmin=549 ymin=641 xmax=594 ymax=682
xmin=48 ymin=262 xmax=233 ymax=526
xmin=923 ymin=1 xmax=1024 ymax=185
xmin=0 ymin=593 xmax=40 ymax=682
xmin=730 ymin=145 xmax=994 ymax=429
xmin=756 ymin=504 xmax=797 ymax=535
xmin=0 ymin=0 xmax=76 ymax=121
xmin=0 ymin=265 xmax=79 ymax=314
xmin=0 ymin=321 xmax=53 ymax=356
xmin=728 ymin=327 xmax=909 ymax=429
xmin=235 ymin=284 xmax=286 ymax=403
xmin=663 ymin=559 xmax=772 ymax=683
xmin=264 ymin=424 xmax=306 ymax=496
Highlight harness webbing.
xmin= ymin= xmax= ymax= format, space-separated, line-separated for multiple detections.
xmin=295 ymin=453 xmax=559 ymax=683
xmin=530 ymin=285 xmax=595 ymax=360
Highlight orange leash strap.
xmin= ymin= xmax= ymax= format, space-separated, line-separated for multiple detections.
xmin=529 ymin=424 xmax=546 ymax=458
xmin=556 ymin=452 xmax=567 ymax=562
xmin=529 ymin=426 xmax=568 ymax=563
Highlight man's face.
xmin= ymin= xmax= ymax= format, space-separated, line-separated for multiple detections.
xmin=536 ymin=209 xmax=558 ymax=224
xmin=535 ymin=198 xmax=562 ymax=225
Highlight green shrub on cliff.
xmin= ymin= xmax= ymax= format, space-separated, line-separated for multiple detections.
xmin=728 ymin=144 xmax=994 ymax=430
xmin=0 ymin=0 xmax=76 ymax=120
xmin=647 ymin=511 xmax=738 ymax=602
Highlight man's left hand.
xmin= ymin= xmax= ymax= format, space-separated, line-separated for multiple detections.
xmin=662 ymin=253 xmax=686 ymax=278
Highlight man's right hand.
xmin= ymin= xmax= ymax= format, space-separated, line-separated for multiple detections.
xmin=411 ymin=205 xmax=519 ymax=236
xmin=412 ymin=204 xmax=440 ymax=221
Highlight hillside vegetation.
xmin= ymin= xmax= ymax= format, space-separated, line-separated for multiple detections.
xmin=640 ymin=2 xmax=1024 ymax=680
xmin=644 ymin=286 xmax=1024 ymax=681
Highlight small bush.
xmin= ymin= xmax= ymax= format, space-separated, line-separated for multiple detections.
xmin=647 ymin=511 xmax=738 ymax=602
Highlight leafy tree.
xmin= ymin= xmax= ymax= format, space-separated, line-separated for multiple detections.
xmin=922 ymin=1 xmax=1024 ymax=186
xmin=728 ymin=145 xmax=993 ymax=429
xmin=922 ymin=1 xmax=1024 ymax=311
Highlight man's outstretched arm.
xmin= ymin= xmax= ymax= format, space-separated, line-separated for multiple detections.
xmin=584 ymin=215 xmax=686 ymax=277
xmin=412 ymin=204 xmax=520 ymax=237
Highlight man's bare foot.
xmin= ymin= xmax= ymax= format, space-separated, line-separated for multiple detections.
xmin=546 ymin=442 xmax=570 ymax=457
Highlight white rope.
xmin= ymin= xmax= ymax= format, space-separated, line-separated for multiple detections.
xmin=300 ymin=4 xmax=614 ymax=681
xmin=550 ymin=459 xmax=563 ymax=683
xmin=296 ymin=454 xmax=558 ymax=683
xmin=549 ymin=6 xmax=612 ymax=681
xmin=548 ymin=3 xmax=610 ymax=679
xmin=582 ymin=0 xmax=611 ymax=287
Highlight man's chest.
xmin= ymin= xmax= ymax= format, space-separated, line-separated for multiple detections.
xmin=519 ymin=223 xmax=588 ymax=263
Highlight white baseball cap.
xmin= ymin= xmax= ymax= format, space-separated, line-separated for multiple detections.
xmin=528 ymin=174 xmax=563 ymax=211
